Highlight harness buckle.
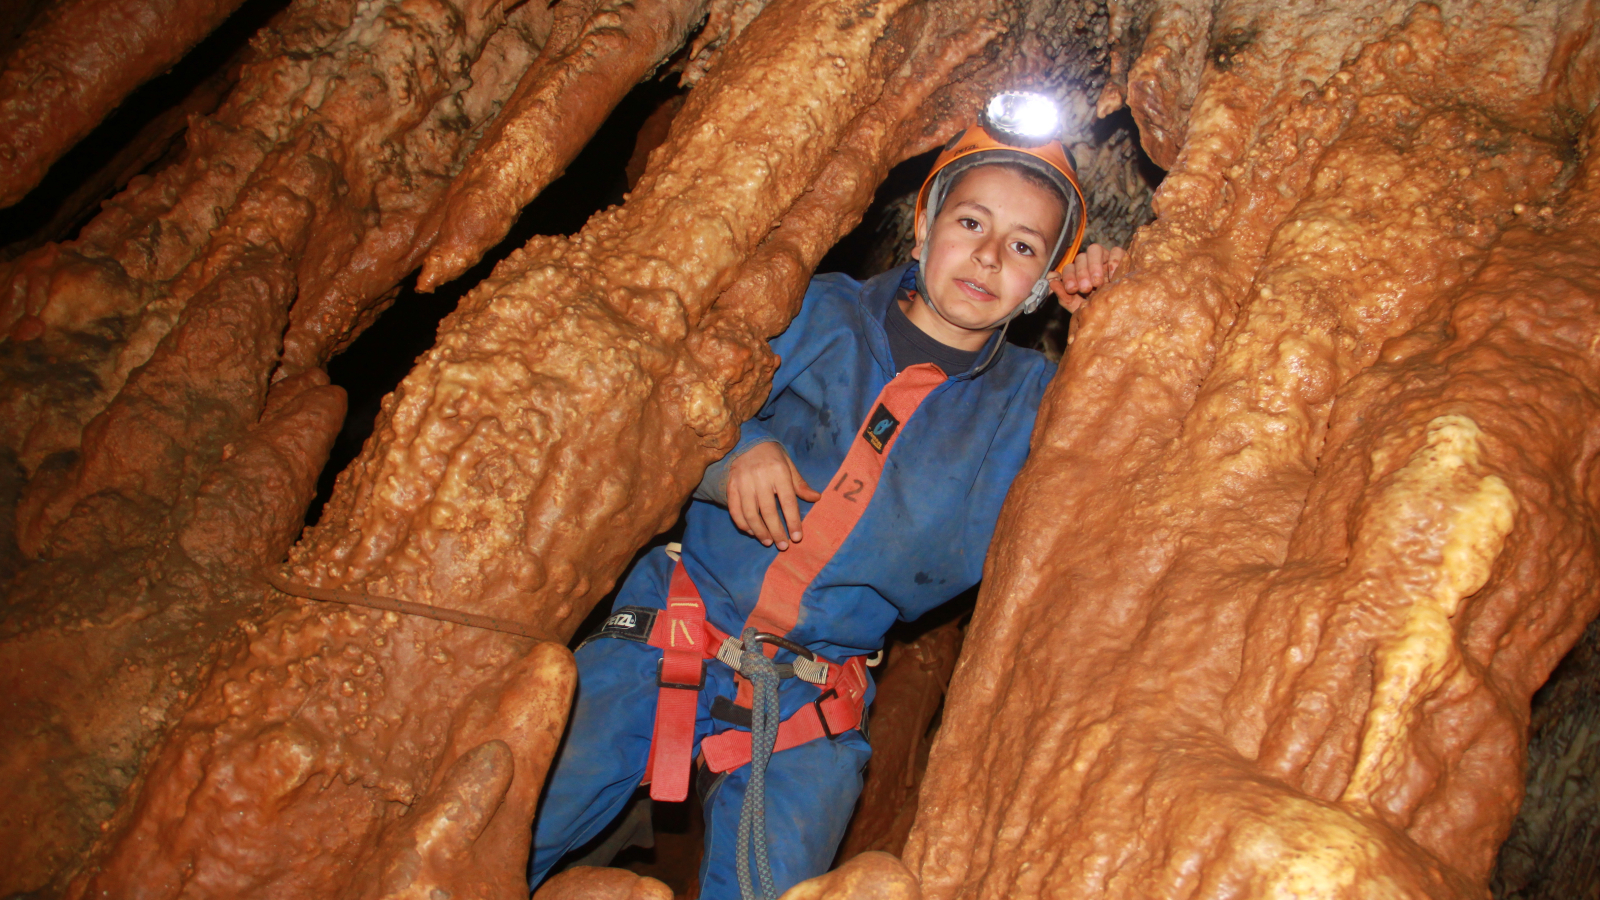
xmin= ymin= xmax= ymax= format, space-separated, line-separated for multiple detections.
xmin=656 ymin=657 xmax=705 ymax=691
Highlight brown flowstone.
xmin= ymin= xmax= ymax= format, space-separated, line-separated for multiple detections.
xmin=837 ymin=620 xmax=964 ymax=861
xmin=0 ymin=0 xmax=250 ymax=208
xmin=904 ymin=2 xmax=1600 ymax=897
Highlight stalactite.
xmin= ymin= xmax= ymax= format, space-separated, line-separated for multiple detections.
xmin=0 ymin=0 xmax=546 ymax=479
xmin=414 ymin=0 xmax=711 ymax=289
xmin=1 ymin=33 xmax=247 ymax=257
xmin=0 ymin=0 xmax=251 ymax=206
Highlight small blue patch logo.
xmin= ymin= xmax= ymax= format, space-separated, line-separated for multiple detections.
xmin=863 ymin=404 xmax=899 ymax=453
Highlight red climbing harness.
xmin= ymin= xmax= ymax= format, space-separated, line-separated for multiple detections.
xmin=644 ymin=563 xmax=713 ymax=802
xmin=640 ymin=363 xmax=948 ymax=802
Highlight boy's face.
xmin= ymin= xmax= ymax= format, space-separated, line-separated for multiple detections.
xmin=910 ymin=165 xmax=1066 ymax=348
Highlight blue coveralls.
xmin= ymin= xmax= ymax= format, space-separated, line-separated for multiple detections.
xmin=530 ymin=263 xmax=1055 ymax=898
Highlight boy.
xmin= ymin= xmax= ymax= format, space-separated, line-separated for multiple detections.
xmin=531 ymin=92 xmax=1124 ymax=900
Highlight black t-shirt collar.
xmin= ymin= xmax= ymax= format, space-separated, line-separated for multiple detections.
xmin=882 ymin=288 xmax=982 ymax=375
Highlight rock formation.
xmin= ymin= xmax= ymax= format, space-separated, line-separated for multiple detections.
xmin=837 ymin=619 xmax=964 ymax=862
xmin=531 ymin=866 xmax=675 ymax=900
xmin=0 ymin=0 xmax=1596 ymax=895
xmin=904 ymin=1 xmax=1600 ymax=896
xmin=0 ymin=0 xmax=253 ymax=206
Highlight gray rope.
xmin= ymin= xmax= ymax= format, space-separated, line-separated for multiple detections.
xmin=735 ymin=627 xmax=781 ymax=900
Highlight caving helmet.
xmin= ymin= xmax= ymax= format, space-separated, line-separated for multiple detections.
xmin=913 ymin=91 xmax=1088 ymax=320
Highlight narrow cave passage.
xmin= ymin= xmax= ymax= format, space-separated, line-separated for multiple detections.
xmin=1 ymin=0 xmax=1598 ymax=896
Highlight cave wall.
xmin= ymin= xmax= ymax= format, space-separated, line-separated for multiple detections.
xmin=905 ymin=0 xmax=1600 ymax=896
xmin=1494 ymin=612 xmax=1600 ymax=900
xmin=0 ymin=0 xmax=1597 ymax=896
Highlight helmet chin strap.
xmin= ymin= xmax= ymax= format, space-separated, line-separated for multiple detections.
xmin=908 ymin=260 xmax=1013 ymax=376
xmin=911 ymin=254 xmax=1051 ymax=332
xmin=908 ymin=169 xmax=1073 ymax=373
xmin=1014 ymin=213 xmax=1073 ymax=318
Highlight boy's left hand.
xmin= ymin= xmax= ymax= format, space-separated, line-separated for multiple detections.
xmin=1050 ymin=243 xmax=1126 ymax=313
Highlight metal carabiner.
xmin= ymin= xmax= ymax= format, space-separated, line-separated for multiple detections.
xmin=748 ymin=631 xmax=815 ymax=661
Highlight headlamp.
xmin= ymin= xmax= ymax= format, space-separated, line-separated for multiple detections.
xmin=979 ymin=92 xmax=1061 ymax=147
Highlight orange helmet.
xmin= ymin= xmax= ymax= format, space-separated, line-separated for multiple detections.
xmin=914 ymin=92 xmax=1087 ymax=316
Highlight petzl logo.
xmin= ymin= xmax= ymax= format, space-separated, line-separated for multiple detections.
xmin=606 ymin=612 xmax=637 ymax=630
xmin=863 ymin=404 xmax=899 ymax=453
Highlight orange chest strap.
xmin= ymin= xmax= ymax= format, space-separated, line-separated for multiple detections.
xmin=731 ymin=362 xmax=945 ymax=708
xmin=640 ymin=363 xmax=946 ymax=800
xmin=744 ymin=362 xmax=947 ymax=640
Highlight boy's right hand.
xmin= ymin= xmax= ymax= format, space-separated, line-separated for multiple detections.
xmin=1052 ymin=243 xmax=1127 ymax=313
xmin=725 ymin=441 xmax=822 ymax=550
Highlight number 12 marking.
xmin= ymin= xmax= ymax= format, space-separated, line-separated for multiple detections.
xmin=833 ymin=471 xmax=865 ymax=502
